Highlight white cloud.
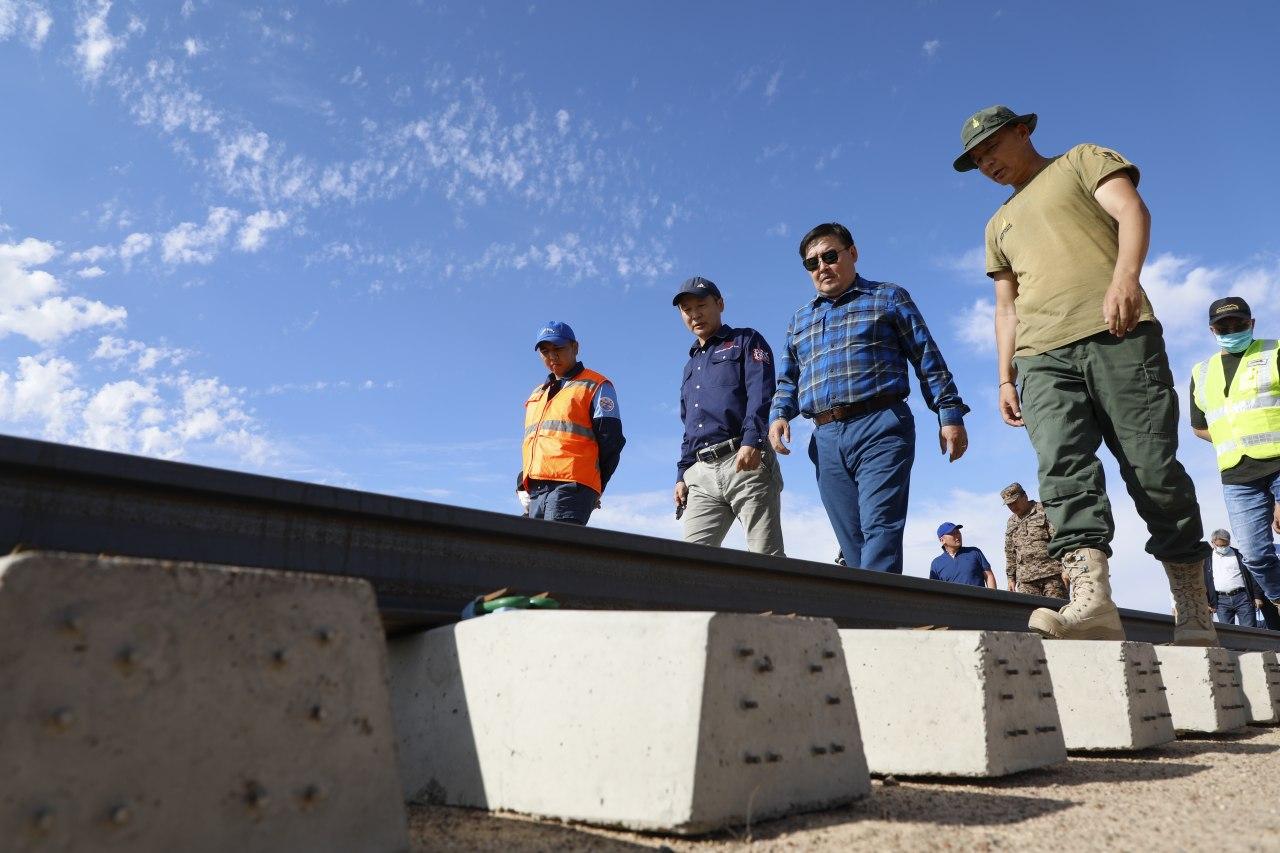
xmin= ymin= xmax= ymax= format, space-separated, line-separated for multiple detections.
xmin=955 ymin=297 xmax=995 ymax=353
xmin=92 ymin=335 xmax=189 ymax=372
xmin=76 ymin=265 xmax=105 ymax=278
xmin=74 ymin=0 xmax=122 ymax=82
xmin=340 ymin=65 xmax=364 ymax=86
xmin=923 ymin=39 xmax=941 ymax=58
xmin=555 ymin=108 xmax=570 ymax=134
xmin=0 ymin=237 xmax=126 ymax=345
xmin=161 ymin=206 xmax=238 ymax=264
xmin=118 ymin=231 xmax=152 ymax=264
xmin=68 ymin=244 xmax=114 ymax=264
xmin=0 ymin=355 xmax=85 ymax=440
xmin=1142 ymin=253 xmax=1276 ymax=349
xmin=940 ymin=246 xmax=987 ymax=282
xmin=766 ymin=222 xmax=788 ymax=238
xmin=763 ymin=68 xmax=782 ymax=102
xmin=0 ymin=357 xmax=269 ymax=463
xmin=0 ymin=1 xmax=53 ymax=49
xmin=182 ymin=36 xmax=203 ymax=56
xmin=236 ymin=209 xmax=288 ymax=252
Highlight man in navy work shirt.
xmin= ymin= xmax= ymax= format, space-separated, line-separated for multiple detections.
xmin=673 ymin=277 xmax=784 ymax=555
xmin=520 ymin=321 xmax=625 ymax=526
xmin=769 ymin=222 xmax=970 ymax=573
xmin=930 ymin=522 xmax=996 ymax=588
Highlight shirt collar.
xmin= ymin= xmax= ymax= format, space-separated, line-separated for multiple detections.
xmin=545 ymin=361 xmax=585 ymax=385
xmin=810 ymin=274 xmax=867 ymax=308
xmin=689 ymin=324 xmax=735 ymax=356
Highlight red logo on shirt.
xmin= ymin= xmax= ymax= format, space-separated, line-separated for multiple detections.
xmin=716 ymin=341 xmax=737 ymax=353
xmin=752 ymin=347 xmax=770 ymax=363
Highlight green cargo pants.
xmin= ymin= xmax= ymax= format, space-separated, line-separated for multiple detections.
xmin=1016 ymin=321 xmax=1207 ymax=564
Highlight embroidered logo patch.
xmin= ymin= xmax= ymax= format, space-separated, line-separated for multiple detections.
xmin=752 ymin=347 xmax=770 ymax=363
xmin=598 ymin=396 xmax=615 ymax=412
xmin=716 ymin=341 xmax=737 ymax=353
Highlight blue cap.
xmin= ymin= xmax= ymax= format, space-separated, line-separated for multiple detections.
xmin=936 ymin=522 xmax=963 ymax=537
xmin=671 ymin=276 xmax=723 ymax=306
xmin=534 ymin=321 xmax=576 ymax=350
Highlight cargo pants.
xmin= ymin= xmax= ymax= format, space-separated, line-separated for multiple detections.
xmin=1016 ymin=322 xmax=1208 ymax=564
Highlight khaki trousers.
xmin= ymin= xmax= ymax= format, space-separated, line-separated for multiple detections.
xmin=682 ymin=450 xmax=785 ymax=556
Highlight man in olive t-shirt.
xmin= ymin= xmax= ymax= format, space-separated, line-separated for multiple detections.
xmin=954 ymin=105 xmax=1214 ymax=647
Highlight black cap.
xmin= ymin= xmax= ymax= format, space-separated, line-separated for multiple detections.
xmin=1209 ymin=296 xmax=1251 ymax=324
xmin=672 ymin=276 xmax=722 ymax=306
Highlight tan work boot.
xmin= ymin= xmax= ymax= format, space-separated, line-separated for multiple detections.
xmin=1162 ymin=559 xmax=1218 ymax=646
xmin=1028 ymin=548 xmax=1126 ymax=640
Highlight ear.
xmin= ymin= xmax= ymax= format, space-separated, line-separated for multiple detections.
xmin=848 ymin=243 xmax=859 ymax=264
xmin=715 ymin=297 xmax=725 ymax=311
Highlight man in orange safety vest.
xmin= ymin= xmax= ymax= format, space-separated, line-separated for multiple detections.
xmin=520 ymin=321 xmax=625 ymax=525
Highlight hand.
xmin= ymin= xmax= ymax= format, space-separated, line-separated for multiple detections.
xmin=939 ymin=424 xmax=968 ymax=462
xmin=1257 ymin=599 xmax=1266 ymax=611
xmin=769 ymin=418 xmax=791 ymax=455
xmin=735 ymin=445 xmax=762 ymax=471
xmin=674 ymin=481 xmax=688 ymax=508
xmin=1102 ymin=273 xmax=1143 ymax=337
xmin=1273 ymin=502 xmax=1280 ymax=535
xmin=999 ymin=382 xmax=1024 ymax=427
xmin=516 ymin=489 xmax=531 ymax=515
xmin=1007 ymin=581 xmax=1015 ymax=592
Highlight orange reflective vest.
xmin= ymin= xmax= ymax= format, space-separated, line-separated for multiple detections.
xmin=522 ymin=367 xmax=607 ymax=493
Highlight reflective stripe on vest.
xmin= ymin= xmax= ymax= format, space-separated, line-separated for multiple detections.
xmin=522 ymin=367 xmax=608 ymax=493
xmin=1192 ymin=339 xmax=1280 ymax=471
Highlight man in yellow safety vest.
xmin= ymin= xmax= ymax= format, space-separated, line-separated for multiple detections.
xmin=1190 ymin=296 xmax=1280 ymax=610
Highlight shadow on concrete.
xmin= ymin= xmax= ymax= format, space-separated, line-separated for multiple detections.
xmin=408 ymin=804 xmax=661 ymax=852
xmin=724 ymin=787 xmax=1075 ymax=840
xmin=928 ymin=759 xmax=1208 ymax=788
xmin=386 ymin=628 xmax=487 ymax=808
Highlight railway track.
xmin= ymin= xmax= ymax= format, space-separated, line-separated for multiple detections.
xmin=2 ymin=433 xmax=1276 ymax=651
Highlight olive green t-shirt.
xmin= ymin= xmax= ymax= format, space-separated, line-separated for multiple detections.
xmin=985 ymin=143 xmax=1156 ymax=357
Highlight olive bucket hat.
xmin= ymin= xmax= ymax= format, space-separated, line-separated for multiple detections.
xmin=953 ymin=105 xmax=1037 ymax=172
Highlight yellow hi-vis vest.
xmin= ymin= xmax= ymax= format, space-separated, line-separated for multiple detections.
xmin=522 ymin=367 xmax=606 ymax=493
xmin=1192 ymin=338 xmax=1280 ymax=472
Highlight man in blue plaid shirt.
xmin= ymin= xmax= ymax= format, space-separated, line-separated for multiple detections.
xmin=768 ymin=222 xmax=970 ymax=573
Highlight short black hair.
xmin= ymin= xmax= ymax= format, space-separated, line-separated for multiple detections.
xmin=798 ymin=222 xmax=854 ymax=259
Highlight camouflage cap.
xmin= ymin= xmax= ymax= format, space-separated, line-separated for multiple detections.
xmin=1000 ymin=482 xmax=1026 ymax=504
xmin=953 ymin=105 xmax=1037 ymax=172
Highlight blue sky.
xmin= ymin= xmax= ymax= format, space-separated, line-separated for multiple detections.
xmin=3 ymin=1 xmax=1278 ymax=611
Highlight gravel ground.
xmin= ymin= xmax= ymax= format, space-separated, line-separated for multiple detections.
xmin=410 ymin=726 xmax=1280 ymax=852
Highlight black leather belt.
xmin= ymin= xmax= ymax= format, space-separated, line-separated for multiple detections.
xmin=812 ymin=394 xmax=904 ymax=426
xmin=696 ymin=438 xmax=741 ymax=463
xmin=1218 ymin=587 xmax=1247 ymax=596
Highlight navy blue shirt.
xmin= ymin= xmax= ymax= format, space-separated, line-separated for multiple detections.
xmin=678 ymin=325 xmax=775 ymax=482
xmin=929 ymin=547 xmax=992 ymax=587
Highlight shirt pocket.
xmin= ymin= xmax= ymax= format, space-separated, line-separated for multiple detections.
xmin=708 ymin=347 xmax=743 ymax=386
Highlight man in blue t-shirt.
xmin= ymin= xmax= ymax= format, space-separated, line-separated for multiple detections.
xmin=929 ymin=522 xmax=996 ymax=589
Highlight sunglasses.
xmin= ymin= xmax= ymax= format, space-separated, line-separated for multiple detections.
xmin=802 ymin=247 xmax=849 ymax=272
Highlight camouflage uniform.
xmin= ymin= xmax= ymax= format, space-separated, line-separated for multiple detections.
xmin=1005 ymin=500 xmax=1067 ymax=598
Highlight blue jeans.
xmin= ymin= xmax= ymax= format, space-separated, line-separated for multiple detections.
xmin=808 ymin=401 xmax=914 ymax=573
xmin=527 ymin=481 xmax=597 ymax=525
xmin=1215 ymin=588 xmax=1258 ymax=628
xmin=1221 ymin=471 xmax=1280 ymax=601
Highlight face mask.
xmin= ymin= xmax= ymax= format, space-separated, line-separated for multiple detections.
xmin=1214 ymin=545 xmax=1232 ymax=556
xmin=1215 ymin=329 xmax=1254 ymax=353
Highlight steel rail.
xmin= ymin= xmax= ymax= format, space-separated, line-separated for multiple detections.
xmin=1 ymin=434 xmax=1276 ymax=651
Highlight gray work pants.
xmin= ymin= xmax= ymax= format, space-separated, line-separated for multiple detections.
xmin=682 ymin=450 xmax=785 ymax=556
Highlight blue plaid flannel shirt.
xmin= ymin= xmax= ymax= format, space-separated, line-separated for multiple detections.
xmin=769 ymin=276 xmax=969 ymax=426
